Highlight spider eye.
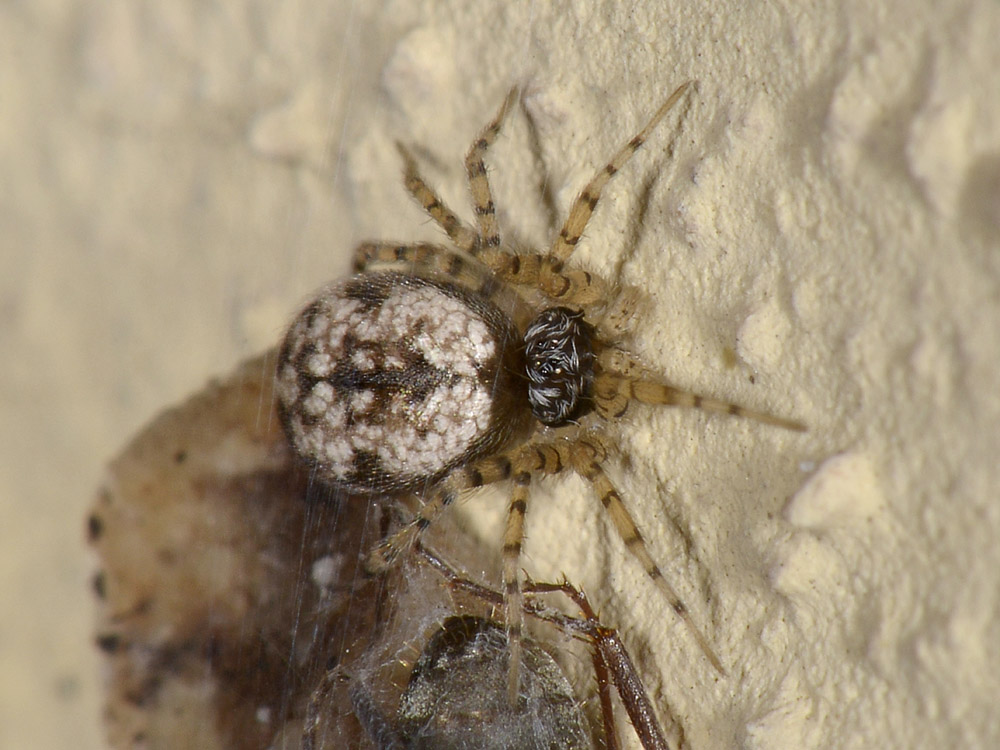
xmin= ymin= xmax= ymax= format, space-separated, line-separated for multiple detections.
xmin=523 ymin=307 xmax=595 ymax=427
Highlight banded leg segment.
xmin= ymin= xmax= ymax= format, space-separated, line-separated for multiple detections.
xmin=351 ymin=241 xmax=522 ymax=311
xmin=352 ymin=241 xmax=449 ymax=273
xmin=564 ymin=435 xmax=725 ymax=675
xmin=477 ymin=248 xmax=611 ymax=306
xmin=397 ymin=142 xmax=480 ymax=253
xmin=498 ymin=434 xmax=724 ymax=675
xmin=594 ymin=371 xmax=807 ymax=431
xmin=466 ymin=88 xmax=519 ymax=250
xmin=502 ymin=471 xmax=531 ymax=702
xmin=366 ymin=453 xmax=515 ymax=573
xmin=550 ymin=81 xmax=692 ymax=262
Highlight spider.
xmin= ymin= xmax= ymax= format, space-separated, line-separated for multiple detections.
xmin=275 ymin=80 xmax=805 ymax=696
xmin=303 ymin=545 xmax=678 ymax=750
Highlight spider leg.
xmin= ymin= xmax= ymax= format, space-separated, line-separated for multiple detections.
xmin=549 ymin=81 xmax=691 ymax=263
xmin=351 ymin=241 xmax=531 ymax=317
xmin=366 ymin=454 xmax=515 ymax=572
xmin=564 ymin=434 xmax=726 ymax=675
xmin=594 ymin=371 xmax=807 ymax=431
xmin=352 ymin=241 xmax=448 ymax=273
xmin=465 ymin=87 xmax=519 ymax=250
xmin=501 ymin=470 xmax=531 ymax=702
xmin=476 ymin=247 xmax=612 ymax=306
xmin=473 ymin=434 xmax=725 ymax=675
xmin=367 ymin=444 xmax=559 ymax=704
xmin=397 ymin=142 xmax=480 ymax=253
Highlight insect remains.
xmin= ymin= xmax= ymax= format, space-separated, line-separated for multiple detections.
xmin=302 ymin=546 xmax=679 ymax=750
xmin=350 ymin=614 xmax=592 ymax=749
xmin=276 ymin=80 xmax=805 ymax=696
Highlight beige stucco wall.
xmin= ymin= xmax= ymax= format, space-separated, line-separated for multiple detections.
xmin=3 ymin=0 xmax=998 ymax=747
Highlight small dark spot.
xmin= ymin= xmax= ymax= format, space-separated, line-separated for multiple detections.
xmin=624 ymin=530 xmax=645 ymax=548
xmin=174 ymin=450 xmax=187 ymax=464
xmin=473 ymin=200 xmax=495 ymax=216
xmin=96 ymin=633 xmax=121 ymax=653
xmin=86 ymin=514 xmax=103 ymax=542
xmin=92 ymin=571 xmax=106 ymax=599
xmin=559 ymin=230 xmax=580 ymax=246
xmin=300 ymin=299 xmax=325 ymax=331
xmin=446 ymin=254 xmax=464 ymax=276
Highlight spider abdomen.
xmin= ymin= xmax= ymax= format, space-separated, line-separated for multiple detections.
xmin=276 ymin=271 xmax=527 ymax=493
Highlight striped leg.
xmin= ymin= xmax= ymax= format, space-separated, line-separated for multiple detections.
xmin=564 ymin=434 xmax=725 ymax=675
xmin=486 ymin=434 xmax=724 ymax=675
xmin=501 ymin=471 xmax=531 ymax=702
xmin=352 ymin=241 xmax=447 ymax=273
xmin=593 ymin=371 xmax=807 ymax=431
xmin=477 ymin=248 xmax=611 ymax=306
xmin=397 ymin=143 xmax=480 ymax=253
xmin=366 ymin=454 xmax=516 ymax=573
xmin=465 ymin=88 xmax=519 ymax=250
xmin=549 ymin=81 xmax=692 ymax=262
xmin=351 ymin=241 xmax=526 ymax=312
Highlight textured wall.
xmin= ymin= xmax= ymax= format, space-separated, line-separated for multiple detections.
xmin=3 ymin=0 xmax=998 ymax=747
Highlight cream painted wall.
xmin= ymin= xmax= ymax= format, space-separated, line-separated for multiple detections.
xmin=3 ymin=1 xmax=998 ymax=747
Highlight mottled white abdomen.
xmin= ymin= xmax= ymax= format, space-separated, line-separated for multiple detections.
xmin=276 ymin=272 xmax=527 ymax=493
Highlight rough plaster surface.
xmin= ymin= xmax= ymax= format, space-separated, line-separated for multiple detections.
xmin=3 ymin=0 xmax=999 ymax=748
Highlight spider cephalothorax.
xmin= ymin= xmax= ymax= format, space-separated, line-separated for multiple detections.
xmin=524 ymin=307 xmax=596 ymax=427
xmin=276 ymin=82 xmax=804 ymax=695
